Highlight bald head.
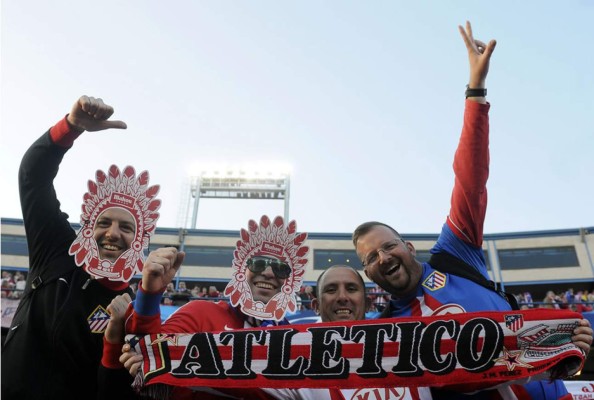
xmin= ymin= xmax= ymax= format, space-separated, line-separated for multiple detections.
xmin=313 ymin=265 xmax=366 ymax=322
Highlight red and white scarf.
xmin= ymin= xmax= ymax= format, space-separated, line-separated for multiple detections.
xmin=130 ymin=309 xmax=584 ymax=396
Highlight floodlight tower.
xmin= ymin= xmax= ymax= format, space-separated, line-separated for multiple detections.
xmin=186 ymin=164 xmax=291 ymax=229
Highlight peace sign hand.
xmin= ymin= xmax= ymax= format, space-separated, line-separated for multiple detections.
xmin=458 ymin=21 xmax=497 ymax=89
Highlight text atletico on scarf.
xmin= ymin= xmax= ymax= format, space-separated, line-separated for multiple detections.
xmin=130 ymin=309 xmax=585 ymax=393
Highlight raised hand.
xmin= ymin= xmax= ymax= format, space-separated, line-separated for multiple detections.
xmin=458 ymin=21 xmax=496 ymax=89
xmin=66 ymin=95 xmax=127 ymax=132
xmin=141 ymin=247 xmax=185 ymax=293
xmin=104 ymin=293 xmax=132 ymax=345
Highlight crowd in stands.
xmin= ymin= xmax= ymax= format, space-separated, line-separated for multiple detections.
xmin=298 ymin=285 xmax=315 ymax=310
xmin=156 ymin=281 xmax=594 ymax=314
xmin=368 ymin=285 xmax=390 ymax=312
xmin=2 ymin=270 xmax=593 ymax=314
xmin=519 ymin=288 xmax=594 ymax=312
xmin=1 ymin=271 xmax=27 ymax=300
xmin=159 ymin=281 xmax=222 ymax=306
xmin=151 ymin=281 xmax=387 ymax=313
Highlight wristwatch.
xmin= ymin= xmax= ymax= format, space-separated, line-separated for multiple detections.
xmin=465 ymin=85 xmax=487 ymax=98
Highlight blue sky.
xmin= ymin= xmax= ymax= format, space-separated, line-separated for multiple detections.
xmin=1 ymin=1 xmax=592 ymax=235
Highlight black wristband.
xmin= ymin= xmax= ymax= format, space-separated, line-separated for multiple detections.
xmin=465 ymin=85 xmax=487 ymax=98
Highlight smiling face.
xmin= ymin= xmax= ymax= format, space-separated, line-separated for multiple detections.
xmin=93 ymin=208 xmax=136 ymax=262
xmin=312 ymin=266 xmax=366 ymax=322
xmin=246 ymin=256 xmax=286 ymax=303
xmin=355 ymin=225 xmax=422 ymax=298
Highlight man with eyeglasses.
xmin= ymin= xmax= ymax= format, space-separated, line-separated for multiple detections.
xmin=309 ymin=264 xmax=592 ymax=400
xmin=352 ymin=22 xmax=592 ymax=399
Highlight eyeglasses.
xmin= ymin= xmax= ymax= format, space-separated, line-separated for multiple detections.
xmin=362 ymin=240 xmax=401 ymax=268
xmin=246 ymin=256 xmax=292 ymax=279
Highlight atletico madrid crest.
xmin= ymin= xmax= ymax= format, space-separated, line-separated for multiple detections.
xmin=422 ymin=271 xmax=446 ymax=291
xmin=505 ymin=314 xmax=524 ymax=332
xmin=87 ymin=305 xmax=110 ymax=334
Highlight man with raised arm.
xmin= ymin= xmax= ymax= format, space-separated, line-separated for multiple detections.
xmin=353 ymin=22 xmax=592 ymax=399
xmin=1 ymin=97 xmax=151 ymax=400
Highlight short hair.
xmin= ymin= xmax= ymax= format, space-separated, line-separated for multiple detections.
xmin=352 ymin=221 xmax=403 ymax=247
xmin=315 ymin=265 xmax=366 ymax=299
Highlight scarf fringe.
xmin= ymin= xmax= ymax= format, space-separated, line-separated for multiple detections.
xmin=140 ymin=384 xmax=172 ymax=400
xmin=134 ymin=370 xmax=172 ymax=399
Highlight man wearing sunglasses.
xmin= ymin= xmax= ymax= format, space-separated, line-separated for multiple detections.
xmin=118 ymin=216 xmax=313 ymax=400
xmin=246 ymin=256 xmax=292 ymax=303
xmin=352 ymin=22 xmax=592 ymax=399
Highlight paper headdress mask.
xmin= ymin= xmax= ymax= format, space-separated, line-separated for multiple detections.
xmin=224 ymin=215 xmax=309 ymax=321
xmin=69 ymin=165 xmax=160 ymax=282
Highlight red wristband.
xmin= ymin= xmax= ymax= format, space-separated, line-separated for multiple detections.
xmin=101 ymin=337 xmax=124 ymax=369
xmin=49 ymin=115 xmax=83 ymax=148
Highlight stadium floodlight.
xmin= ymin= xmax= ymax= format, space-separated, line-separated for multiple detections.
xmin=184 ymin=162 xmax=292 ymax=229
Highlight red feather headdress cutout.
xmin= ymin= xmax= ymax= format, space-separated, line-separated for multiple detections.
xmin=68 ymin=165 xmax=161 ymax=282
xmin=224 ymin=215 xmax=309 ymax=321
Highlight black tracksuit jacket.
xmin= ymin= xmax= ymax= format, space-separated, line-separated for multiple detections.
xmin=1 ymin=131 xmax=136 ymax=400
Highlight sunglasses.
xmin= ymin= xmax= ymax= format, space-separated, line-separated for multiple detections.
xmin=246 ymin=256 xmax=292 ymax=279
